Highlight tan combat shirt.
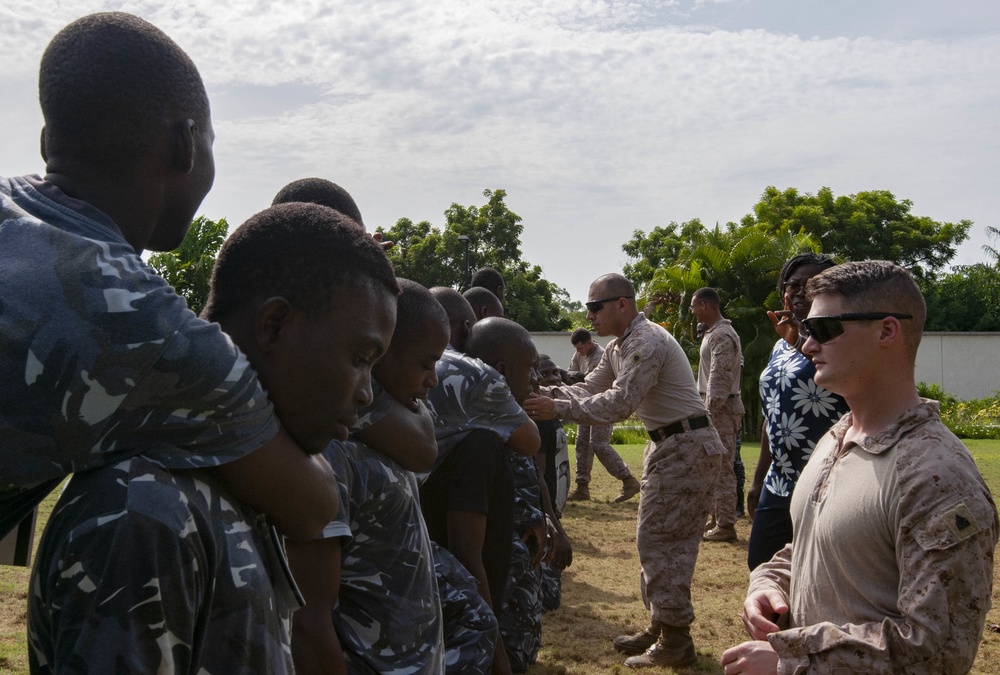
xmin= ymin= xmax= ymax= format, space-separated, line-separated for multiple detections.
xmin=749 ymin=400 xmax=998 ymax=674
xmin=548 ymin=313 xmax=706 ymax=429
xmin=697 ymin=318 xmax=744 ymax=417
xmin=568 ymin=342 xmax=603 ymax=379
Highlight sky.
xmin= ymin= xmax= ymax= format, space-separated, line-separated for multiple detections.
xmin=2 ymin=1 xmax=998 ymax=303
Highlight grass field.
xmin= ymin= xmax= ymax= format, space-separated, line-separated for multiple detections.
xmin=2 ymin=441 xmax=999 ymax=674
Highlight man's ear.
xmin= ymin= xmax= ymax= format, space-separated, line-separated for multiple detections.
xmin=170 ymin=119 xmax=197 ymax=174
xmin=494 ymin=360 xmax=507 ymax=377
xmin=39 ymin=127 xmax=47 ymax=162
xmin=879 ymin=316 xmax=904 ymax=346
xmin=254 ymin=297 xmax=293 ymax=354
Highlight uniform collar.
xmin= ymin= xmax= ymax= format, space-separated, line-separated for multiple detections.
xmin=830 ymin=399 xmax=941 ymax=456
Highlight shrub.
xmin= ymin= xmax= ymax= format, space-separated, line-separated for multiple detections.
xmin=918 ymin=383 xmax=1000 ymax=439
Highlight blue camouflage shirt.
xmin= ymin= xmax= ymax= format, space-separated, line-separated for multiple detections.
xmin=28 ymin=457 xmax=295 ymax=674
xmin=0 ymin=175 xmax=277 ymax=532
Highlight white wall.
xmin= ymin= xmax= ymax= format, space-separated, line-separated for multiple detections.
xmin=532 ymin=331 xmax=1000 ymax=401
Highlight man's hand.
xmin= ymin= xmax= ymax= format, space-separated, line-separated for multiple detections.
xmin=766 ymin=310 xmax=800 ymax=347
xmin=544 ymin=517 xmax=572 ymax=571
xmin=721 ymin=640 xmax=779 ymax=675
xmin=371 ymin=231 xmax=394 ymax=252
xmin=742 ymin=589 xmax=788 ymax=640
xmin=522 ymin=519 xmax=548 ymax=567
xmin=523 ymin=393 xmax=555 ymax=421
xmin=746 ymin=481 xmax=762 ymax=521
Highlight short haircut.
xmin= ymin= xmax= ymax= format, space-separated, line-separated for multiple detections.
xmin=591 ymin=273 xmax=635 ymax=300
xmin=807 ymin=260 xmax=926 ymax=358
xmin=778 ymin=253 xmax=837 ymax=294
xmin=394 ymin=279 xmax=448 ymax=340
xmin=465 ymin=317 xmax=534 ymax=368
xmin=692 ymin=287 xmax=720 ymax=305
xmin=430 ymin=287 xmax=477 ymax=327
xmin=203 ymin=203 xmax=399 ymax=322
xmin=463 ymin=286 xmax=504 ymax=319
xmin=39 ymin=13 xmax=210 ymax=170
xmin=271 ymin=178 xmax=364 ymax=227
xmin=570 ymin=328 xmax=592 ymax=345
xmin=471 ymin=267 xmax=504 ymax=293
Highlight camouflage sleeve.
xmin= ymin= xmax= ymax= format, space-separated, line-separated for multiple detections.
xmin=319 ymin=443 xmax=354 ymax=542
xmin=768 ymin=489 xmax=998 ymax=674
xmin=551 ymin=338 xmax=661 ymax=426
xmin=706 ymin=332 xmax=739 ymax=413
xmin=463 ymin=370 xmax=530 ymax=443
xmin=353 ymin=379 xmax=392 ymax=431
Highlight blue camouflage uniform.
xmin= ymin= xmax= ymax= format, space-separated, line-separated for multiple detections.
xmin=1 ymin=175 xmax=276 ymax=533
xmin=28 ymin=458 xmax=296 ymax=674
xmin=499 ymin=453 xmax=545 ymax=672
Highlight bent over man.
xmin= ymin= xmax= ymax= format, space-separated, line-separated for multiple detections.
xmin=525 ymin=273 xmax=726 ymax=669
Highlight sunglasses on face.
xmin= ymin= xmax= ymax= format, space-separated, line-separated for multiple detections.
xmin=800 ymin=312 xmax=914 ymax=344
xmin=585 ymin=296 xmax=633 ymax=313
xmin=782 ymin=281 xmax=807 ymax=295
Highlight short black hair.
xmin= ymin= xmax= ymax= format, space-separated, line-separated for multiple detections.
xmin=570 ymin=328 xmax=592 ymax=345
xmin=430 ymin=287 xmax=477 ymax=327
xmin=463 ymin=286 xmax=504 ymax=319
xmin=203 ymin=203 xmax=399 ymax=322
xmin=692 ymin=287 xmax=720 ymax=305
xmin=778 ymin=253 xmax=837 ymax=295
xmin=465 ymin=317 xmax=534 ymax=368
xmin=271 ymin=178 xmax=364 ymax=227
xmin=395 ymin=279 xmax=448 ymax=340
xmin=470 ymin=267 xmax=504 ymax=293
xmin=39 ymin=12 xmax=210 ymax=170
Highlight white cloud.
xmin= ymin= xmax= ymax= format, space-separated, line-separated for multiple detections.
xmin=3 ymin=1 xmax=998 ymax=300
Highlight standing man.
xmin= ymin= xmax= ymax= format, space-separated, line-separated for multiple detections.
xmin=722 ymin=261 xmax=998 ymax=675
xmin=690 ymin=288 xmax=745 ymax=542
xmin=564 ymin=328 xmax=639 ymax=503
xmin=525 ymin=274 xmax=726 ymax=669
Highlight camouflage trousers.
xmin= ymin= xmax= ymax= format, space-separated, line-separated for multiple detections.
xmin=434 ymin=543 xmax=498 ymax=675
xmin=575 ymin=424 xmax=631 ymax=483
xmin=540 ymin=564 xmax=561 ymax=611
xmin=498 ymin=537 xmax=542 ymax=673
xmin=708 ymin=401 xmax=743 ymax=528
xmin=637 ymin=424 xmax=725 ymax=627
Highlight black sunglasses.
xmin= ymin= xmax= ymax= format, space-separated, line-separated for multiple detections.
xmin=586 ymin=296 xmax=633 ymax=313
xmin=800 ymin=312 xmax=913 ymax=344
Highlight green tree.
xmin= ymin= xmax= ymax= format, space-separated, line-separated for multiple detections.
xmin=148 ymin=216 xmax=228 ymax=315
xmin=746 ymin=186 xmax=971 ymax=280
xmin=626 ymin=219 xmax=821 ymax=433
xmin=924 ymin=264 xmax=1000 ymax=331
xmin=378 ymin=189 xmax=571 ymax=331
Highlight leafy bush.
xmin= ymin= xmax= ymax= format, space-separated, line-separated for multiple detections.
xmin=918 ymin=383 xmax=1000 ymax=439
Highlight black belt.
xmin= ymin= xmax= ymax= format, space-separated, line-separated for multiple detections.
xmin=648 ymin=415 xmax=710 ymax=442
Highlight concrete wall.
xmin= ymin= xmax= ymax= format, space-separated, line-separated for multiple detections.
xmin=532 ymin=331 xmax=1000 ymax=401
xmin=915 ymin=333 xmax=1000 ymax=400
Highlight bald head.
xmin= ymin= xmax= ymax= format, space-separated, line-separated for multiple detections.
xmin=463 ymin=286 xmax=505 ymax=320
xmin=430 ymin=286 xmax=477 ymax=352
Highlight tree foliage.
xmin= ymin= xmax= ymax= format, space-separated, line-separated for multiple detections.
xmin=745 ymin=186 xmax=971 ymax=280
xmin=924 ymin=264 xmax=1000 ymax=331
xmin=377 ymin=189 xmax=571 ymax=331
xmin=148 ymin=216 xmax=228 ymax=316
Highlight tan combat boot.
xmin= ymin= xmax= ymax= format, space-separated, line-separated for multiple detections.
xmin=614 ymin=475 xmax=641 ymax=503
xmin=566 ymin=481 xmax=590 ymax=501
xmin=703 ymin=524 xmax=737 ymax=542
xmin=623 ymin=624 xmax=697 ymax=669
xmin=613 ymin=622 xmax=661 ymax=655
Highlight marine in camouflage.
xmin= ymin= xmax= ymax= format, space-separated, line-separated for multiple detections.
xmin=28 ymin=457 xmax=295 ymax=674
xmin=750 ymin=401 xmax=999 ymax=673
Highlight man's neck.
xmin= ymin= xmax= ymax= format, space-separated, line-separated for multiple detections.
xmin=843 ymin=375 xmax=921 ymax=441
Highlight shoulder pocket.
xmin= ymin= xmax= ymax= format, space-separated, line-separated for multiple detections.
xmin=912 ymin=492 xmax=996 ymax=551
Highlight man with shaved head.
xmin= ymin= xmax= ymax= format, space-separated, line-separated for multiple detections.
xmin=525 ymin=273 xmax=726 ymax=669
xmin=464 ymin=286 xmax=505 ymax=320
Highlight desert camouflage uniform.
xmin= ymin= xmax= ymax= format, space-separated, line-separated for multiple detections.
xmin=28 ymin=457 xmax=295 ymax=674
xmin=698 ymin=318 xmax=745 ymax=529
xmin=569 ymin=344 xmax=631 ymax=484
xmin=0 ymin=175 xmax=276 ymax=536
xmin=499 ymin=453 xmax=545 ymax=672
xmin=547 ymin=313 xmax=726 ymax=628
xmin=750 ymin=401 xmax=999 ymax=674
xmin=322 ymin=440 xmax=445 ymax=673
xmin=434 ymin=542 xmax=498 ymax=674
